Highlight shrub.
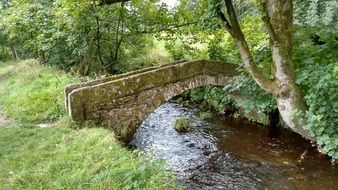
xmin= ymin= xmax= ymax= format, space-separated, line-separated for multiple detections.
xmin=198 ymin=111 xmax=213 ymax=120
xmin=294 ymin=25 xmax=338 ymax=160
xmin=180 ymin=85 xmax=234 ymax=114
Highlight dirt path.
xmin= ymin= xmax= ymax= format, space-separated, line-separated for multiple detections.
xmin=0 ymin=109 xmax=17 ymax=127
xmin=0 ymin=109 xmax=54 ymax=128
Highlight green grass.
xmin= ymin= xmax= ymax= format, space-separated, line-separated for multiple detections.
xmin=0 ymin=60 xmax=178 ymax=189
xmin=0 ymin=60 xmax=16 ymax=76
xmin=0 ymin=59 xmax=78 ymax=123
xmin=0 ymin=126 xmax=177 ymax=189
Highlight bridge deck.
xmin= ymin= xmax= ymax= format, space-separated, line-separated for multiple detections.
xmin=65 ymin=59 xmax=238 ymax=137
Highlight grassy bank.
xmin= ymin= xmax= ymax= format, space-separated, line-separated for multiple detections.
xmin=0 ymin=59 xmax=77 ymax=123
xmin=0 ymin=60 xmax=177 ymax=189
xmin=0 ymin=127 xmax=176 ymax=189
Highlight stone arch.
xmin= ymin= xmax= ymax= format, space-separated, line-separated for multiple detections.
xmin=65 ymin=60 xmax=238 ymax=138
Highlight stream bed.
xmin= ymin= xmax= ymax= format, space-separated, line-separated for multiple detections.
xmin=131 ymin=102 xmax=338 ymax=189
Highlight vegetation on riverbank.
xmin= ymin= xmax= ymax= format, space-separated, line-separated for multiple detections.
xmin=176 ymin=24 xmax=338 ymax=160
xmin=175 ymin=83 xmax=275 ymax=125
xmin=0 ymin=126 xmax=176 ymax=189
xmin=0 ymin=60 xmax=177 ymax=189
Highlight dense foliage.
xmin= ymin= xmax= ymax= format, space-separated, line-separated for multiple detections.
xmin=0 ymin=0 xmax=179 ymax=75
xmin=225 ymin=74 xmax=277 ymax=114
xmin=293 ymin=25 xmax=338 ymax=159
xmin=178 ymin=85 xmax=234 ymax=114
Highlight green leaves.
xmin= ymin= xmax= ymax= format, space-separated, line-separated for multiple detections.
xmin=180 ymin=85 xmax=234 ymax=114
xmin=0 ymin=0 xmax=183 ymax=74
xmin=294 ymin=0 xmax=338 ymax=26
xmin=293 ymin=24 xmax=338 ymax=160
xmin=225 ymin=73 xmax=277 ymax=114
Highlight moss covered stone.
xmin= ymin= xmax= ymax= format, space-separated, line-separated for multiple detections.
xmin=174 ymin=117 xmax=193 ymax=133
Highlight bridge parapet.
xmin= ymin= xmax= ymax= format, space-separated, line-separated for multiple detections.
xmin=65 ymin=59 xmax=238 ymax=139
xmin=64 ymin=60 xmax=187 ymax=110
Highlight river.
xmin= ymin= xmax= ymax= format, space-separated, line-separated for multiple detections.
xmin=131 ymin=102 xmax=338 ymax=189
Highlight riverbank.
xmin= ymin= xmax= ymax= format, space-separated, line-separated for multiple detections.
xmin=0 ymin=60 xmax=177 ymax=189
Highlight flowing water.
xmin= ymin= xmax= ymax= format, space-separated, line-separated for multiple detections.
xmin=131 ymin=102 xmax=338 ymax=189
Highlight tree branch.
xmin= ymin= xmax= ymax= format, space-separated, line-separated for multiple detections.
xmin=220 ymin=0 xmax=276 ymax=94
xmin=92 ymin=0 xmax=129 ymax=6
xmin=224 ymin=0 xmax=240 ymax=31
xmin=95 ymin=11 xmax=105 ymax=66
xmin=105 ymin=3 xmax=125 ymax=69
xmin=131 ymin=22 xmax=199 ymax=36
xmin=217 ymin=7 xmax=232 ymax=32
xmin=260 ymin=1 xmax=277 ymax=44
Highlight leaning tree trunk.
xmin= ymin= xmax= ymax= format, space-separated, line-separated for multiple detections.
xmin=218 ymin=0 xmax=314 ymax=140
xmin=11 ymin=46 xmax=20 ymax=60
xmin=272 ymin=44 xmax=311 ymax=140
xmin=263 ymin=0 xmax=313 ymax=140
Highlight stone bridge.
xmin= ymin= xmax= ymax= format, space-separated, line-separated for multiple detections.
xmin=65 ymin=59 xmax=238 ymax=138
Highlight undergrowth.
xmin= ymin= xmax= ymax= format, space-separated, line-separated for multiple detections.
xmin=294 ymin=25 xmax=338 ymax=160
xmin=178 ymin=85 xmax=234 ymax=114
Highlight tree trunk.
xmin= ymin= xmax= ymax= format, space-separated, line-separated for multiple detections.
xmin=264 ymin=0 xmax=313 ymax=140
xmin=272 ymin=46 xmax=312 ymax=140
xmin=218 ymin=0 xmax=314 ymax=141
xmin=11 ymin=46 xmax=20 ymax=60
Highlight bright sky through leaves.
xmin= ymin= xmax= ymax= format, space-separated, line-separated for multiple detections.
xmin=161 ymin=0 xmax=178 ymax=8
